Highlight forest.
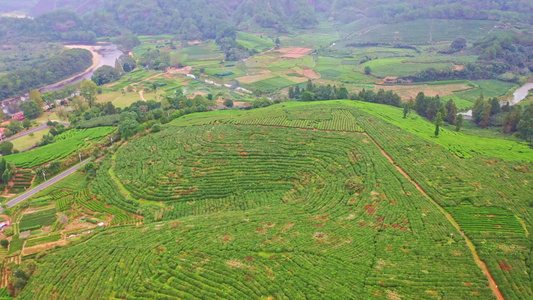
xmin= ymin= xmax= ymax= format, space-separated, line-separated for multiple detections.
xmin=0 ymin=49 xmax=92 ymax=99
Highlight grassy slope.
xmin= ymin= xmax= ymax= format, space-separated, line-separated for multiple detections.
xmin=171 ymin=101 xmax=533 ymax=162
xmin=11 ymin=127 xmax=50 ymax=151
xmin=341 ymin=100 xmax=533 ymax=161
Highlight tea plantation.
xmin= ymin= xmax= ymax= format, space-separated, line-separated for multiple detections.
xmin=14 ymin=102 xmax=533 ymax=299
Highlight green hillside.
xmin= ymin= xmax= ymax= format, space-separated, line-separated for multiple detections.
xmin=16 ymin=101 xmax=533 ymax=299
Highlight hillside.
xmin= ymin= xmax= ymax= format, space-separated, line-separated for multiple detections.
xmin=12 ymin=101 xmax=533 ymax=299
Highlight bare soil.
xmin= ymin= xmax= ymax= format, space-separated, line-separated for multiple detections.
xmin=278 ymin=47 xmax=313 ymax=59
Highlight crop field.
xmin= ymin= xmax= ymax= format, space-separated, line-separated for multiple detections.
xmin=134 ymin=35 xmax=174 ymax=57
xmin=10 ymin=99 xmax=533 ymax=298
xmin=10 ymin=169 xmax=34 ymax=194
xmin=236 ymin=32 xmax=274 ymax=52
xmin=250 ymin=76 xmax=297 ymax=90
xmin=446 ymin=205 xmax=525 ymax=234
xmin=19 ymin=209 xmax=56 ymax=231
xmin=96 ymin=90 xmax=144 ymax=108
xmin=454 ymin=80 xmax=517 ymax=103
xmin=375 ymin=82 xmax=472 ymax=100
xmin=5 ymin=127 xmax=116 ymax=168
xmin=108 ymin=69 xmax=161 ymax=91
xmin=348 ymin=105 xmax=533 ymax=298
xmin=23 ymin=121 xmax=497 ymax=299
xmin=178 ymin=42 xmax=224 ymax=61
xmin=344 ymin=19 xmax=499 ymax=45
xmin=25 ymin=233 xmax=62 ymax=248
xmin=362 ymin=59 xmax=454 ymax=78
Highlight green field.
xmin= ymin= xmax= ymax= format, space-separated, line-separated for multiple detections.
xmin=344 ymin=19 xmax=500 ymax=45
xmin=6 ymin=127 xmax=116 ymax=168
xmin=362 ymin=58 xmax=454 ymax=78
xmin=454 ymin=80 xmax=517 ymax=103
xmin=236 ymin=32 xmax=275 ymax=52
xmin=12 ymin=99 xmax=533 ymax=299
xmin=19 ymin=209 xmax=57 ymax=231
xmin=11 ymin=127 xmax=50 ymax=151
xmin=21 ymin=118 xmax=497 ymax=299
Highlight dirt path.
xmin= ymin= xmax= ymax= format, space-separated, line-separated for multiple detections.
xmin=139 ymin=90 xmax=146 ymax=101
xmin=362 ymin=132 xmax=505 ymax=300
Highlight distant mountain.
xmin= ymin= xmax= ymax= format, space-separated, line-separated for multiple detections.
xmin=2 ymin=0 xmax=532 ymax=40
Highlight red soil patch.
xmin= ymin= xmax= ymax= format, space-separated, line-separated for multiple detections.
xmin=499 ymin=261 xmax=513 ymax=270
xmin=279 ymin=47 xmax=313 ymax=59
xmin=314 ymin=223 xmax=324 ymax=227
xmin=363 ymin=204 xmax=377 ymax=215
xmin=292 ymin=67 xmax=320 ymax=79
xmin=167 ymin=66 xmax=193 ymax=74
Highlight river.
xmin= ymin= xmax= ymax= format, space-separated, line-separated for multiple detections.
xmin=460 ymin=80 xmax=533 ymax=117
xmin=40 ymin=43 xmax=124 ymax=92
xmin=1 ymin=43 xmax=123 ymax=112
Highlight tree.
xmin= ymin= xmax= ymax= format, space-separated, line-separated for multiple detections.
xmin=80 ymin=79 xmax=98 ymax=108
xmin=288 ymin=87 xmax=295 ymax=99
xmin=414 ymin=92 xmax=427 ymax=116
xmin=489 ymin=97 xmax=501 ymax=116
xmin=403 ymin=102 xmax=410 ymax=119
xmin=434 ymin=114 xmax=443 ymax=137
xmin=118 ymin=111 xmax=139 ymax=138
xmin=364 ymin=66 xmax=371 ymax=75
xmin=480 ymin=102 xmax=492 ymax=128
xmin=114 ymin=33 xmax=140 ymax=51
xmin=91 ymin=66 xmax=121 ymax=86
xmin=451 ymin=37 xmax=467 ymax=51
xmin=517 ymin=104 xmax=533 ymax=143
xmin=306 ymin=79 xmax=313 ymax=92
xmin=22 ymin=118 xmax=32 ymax=129
xmin=223 ymin=99 xmax=234 ymax=108
xmin=2 ymin=169 xmax=10 ymax=184
xmin=115 ymin=59 xmax=125 ymax=74
xmin=445 ymin=99 xmax=457 ymax=124
xmin=0 ymin=239 xmax=8 ymax=248
xmin=338 ymin=86 xmax=349 ymax=99
xmin=300 ymin=91 xmax=315 ymax=101
xmin=455 ymin=114 xmax=464 ymax=132
xmin=472 ymin=94 xmax=485 ymax=125
xmin=29 ymin=90 xmax=44 ymax=108
xmin=20 ymin=99 xmax=43 ymax=119
xmin=0 ymin=142 xmax=13 ymax=156
xmin=8 ymin=120 xmax=23 ymax=135
xmin=118 ymin=54 xmax=137 ymax=73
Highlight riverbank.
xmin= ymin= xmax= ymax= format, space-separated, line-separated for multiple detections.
xmin=40 ymin=44 xmax=106 ymax=92
xmin=65 ymin=44 xmax=104 ymax=75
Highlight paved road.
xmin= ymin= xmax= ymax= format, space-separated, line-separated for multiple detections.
xmin=0 ymin=158 xmax=91 ymax=213
xmin=4 ymin=121 xmax=71 ymax=143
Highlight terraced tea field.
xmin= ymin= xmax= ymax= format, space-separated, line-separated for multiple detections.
xmin=23 ymin=122 xmax=496 ymax=299
xmin=13 ymin=101 xmax=533 ymax=299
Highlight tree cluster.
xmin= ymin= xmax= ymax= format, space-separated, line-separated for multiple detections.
xmin=0 ymin=49 xmax=92 ymax=99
